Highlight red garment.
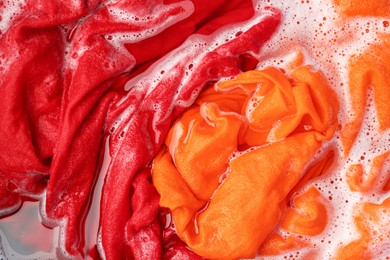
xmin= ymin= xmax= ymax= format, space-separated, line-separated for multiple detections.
xmin=0 ymin=1 xmax=280 ymax=258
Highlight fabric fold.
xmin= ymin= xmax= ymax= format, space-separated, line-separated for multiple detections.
xmin=152 ymin=66 xmax=339 ymax=259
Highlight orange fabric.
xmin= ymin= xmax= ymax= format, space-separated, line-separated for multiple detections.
xmin=288 ymin=150 xmax=335 ymax=197
xmin=285 ymin=51 xmax=305 ymax=72
xmin=258 ymin=233 xmax=309 ymax=256
xmin=332 ymin=3 xmax=390 ymax=257
xmin=257 ymin=151 xmax=333 ymax=256
xmin=281 ymin=186 xmax=328 ymax=236
xmin=333 ymin=0 xmax=390 ymax=17
xmin=336 ymin=196 xmax=390 ymax=259
xmin=258 ymin=186 xmax=328 ymax=257
xmin=346 ymin=152 xmax=390 ymax=193
xmin=338 ymin=153 xmax=390 ymax=259
xmin=383 ymin=179 xmax=390 ymax=192
xmin=152 ymin=66 xmax=339 ymax=259
xmin=341 ymin=34 xmax=390 ymax=155
xmin=383 ymin=165 xmax=390 ymax=192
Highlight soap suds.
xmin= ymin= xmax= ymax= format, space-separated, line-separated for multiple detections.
xmin=256 ymin=0 xmax=390 ymax=258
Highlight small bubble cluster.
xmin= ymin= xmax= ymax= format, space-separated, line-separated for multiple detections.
xmin=256 ymin=0 xmax=390 ymax=258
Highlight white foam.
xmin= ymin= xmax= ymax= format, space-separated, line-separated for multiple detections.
xmin=107 ymin=1 xmax=194 ymax=44
xmin=109 ymin=6 xmax=279 ymax=148
xmin=255 ymin=0 xmax=390 ymax=257
xmin=0 ymin=0 xmax=26 ymax=36
xmin=63 ymin=0 xmax=390 ymax=257
xmin=96 ymin=229 xmax=106 ymax=260
xmin=1 ymin=0 xmax=389 ymax=258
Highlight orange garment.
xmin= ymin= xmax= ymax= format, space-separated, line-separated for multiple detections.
xmin=341 ymin=34 xmax=390 ymax=155
xmin=338 ymin=152 xmax=390 ymax=259
xmin=258 ymin=186 xmax=328 ymax=258
xmin=281 ymin=186 xmax=328 ymax=236
xmin=333 ymin=0 xmax=390 ymax=17
xmin=152 ymin=66 xmax=339 ymax=259
xmin=331 ymin=2 xmax=390 ymax=258
xmin=346 ymin=152 xmax=390 ymax=193
xmin=336 ymin=196 xmax=390 ymax=259
xmin=258 ymin=151 xmax=334 ymax=257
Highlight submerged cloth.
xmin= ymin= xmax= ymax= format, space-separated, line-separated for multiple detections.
xmin=152 ymin=66 xmax=339 ymax=259
xmin=0 ymin=0 xmax=281 ymax=258
xmin=2 ymin=0 xmax=389 ymax=259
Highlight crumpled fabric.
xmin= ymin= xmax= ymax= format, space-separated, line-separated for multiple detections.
xmin=0 ymin=0 xmax=281 ymax=259
xmin=336 ymin=195 xmax=390 ymax=259
xmin=257 ymin=149 xmax=334 ymax=257
xmin=152 ymin=66 xmax=339 ymax=259
xmin=340 ymin=34 xmax=390 ymax=155
xmin=329 ymin=2 xmax=390 ymax=257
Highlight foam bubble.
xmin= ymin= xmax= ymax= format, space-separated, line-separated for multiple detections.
xmin=1 ymin=0 xmax=389 ymax=258
xmin=106 ymin=1 xmax=194 ymax=45
xmin=254 ymin=0 xmax=390 ymax=257
xmin=0 ymin=0 xmax=26 ymax=36
xmin=95 ymin=229 xmax=107 ymax=260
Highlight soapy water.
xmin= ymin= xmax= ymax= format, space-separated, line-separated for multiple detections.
xmin=256 ymin=0 xmax=390 ymax=258
xmin=0 ymin=201 xmax=58 ymax=259
xmin=1 ymin=0 xmax=390 ymax=259
xmin=0 ymin=0 xmax=26 ymax=36
xmin=0 ymin=139 xmax=110 ymax=260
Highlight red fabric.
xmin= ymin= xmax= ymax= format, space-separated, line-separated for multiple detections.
xmin=0 ymin=0 xmax=280 ymax=258
xmin=163 ymin=235 xmax=204 ymax=260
